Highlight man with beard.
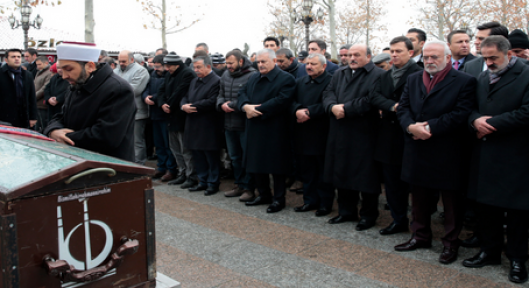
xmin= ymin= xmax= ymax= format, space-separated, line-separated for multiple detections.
xmin=322 ymin=44 xmax=385 ymax=230
xmin=217 ymin=50 xmax=257 ymax=201
xmin=464 ymin=36 xmax=529 ymax=284
xmin=142 ymin=55 xmax=177 ymax=182
xmin=370 ymin=36 xmax=422 ymax=235
xmin=394 ymin=40 xmax=476 ymax=265
xmin=45 ymin=42 xmax=136 ymax=161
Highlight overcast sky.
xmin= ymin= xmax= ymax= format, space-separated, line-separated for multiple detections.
xmin=22 ymin=0 xmax=414 ymax=56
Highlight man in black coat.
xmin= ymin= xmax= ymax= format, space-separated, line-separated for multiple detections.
xmin=276 ymin=48 xmax=301 ymax=78
xmin=447 ymin=29 xmax=476 ymax=71
xmin=463 ymin=36 xmax=529 ymax=284
xmin=158 ymin=54 xmax=198 ymax=189
xmin=181 ymin=56 xmax=222 ymax=195
xmin=291 ymin=53 xmax=334 ymax=217
xmin=0 ymin=48 xmax=37 ymax=129
xmin=44 ymin=65 xmax=69 ymax=122
xmin=394 ymin=40 xmax=476 ymax=265
xmin=463 ymin=22 xmax=509 ymax=78
xmin=238 ymin=49 xmax=296 ymax=213
xmin=23 ymin=48 xmax=38 ymax=78
xmin=322 ymin=44 xmax=385 ymax=230
xmin=370 ymin=36 xmax=423 ymax=236
xmin=45 ymin=42 xmax=136 ymax=162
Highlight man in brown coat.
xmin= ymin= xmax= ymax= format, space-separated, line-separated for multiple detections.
xmin=34 ymin=56 xmax=53 ymax=131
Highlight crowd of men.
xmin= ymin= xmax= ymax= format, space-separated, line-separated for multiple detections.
xmin=1 ymin=21 xmax=529 ymax=284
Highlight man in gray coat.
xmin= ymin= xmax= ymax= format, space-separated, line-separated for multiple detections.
xmin=114 ymin=50 xmax=150 ymax=164
xmin=322 ymin=44 xmax=385 ymax=230
xmin=217 ymin=50 xmax=257 ymax=201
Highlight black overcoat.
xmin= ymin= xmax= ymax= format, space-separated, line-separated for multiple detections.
xmin=322 ymin=62 xmax=385 ymax=193
xmin=44 ymin=64 xmax=136 ymax=162
xmin=370 ymin=63 xmax=423 ymax=165
xmin=157 ymin=66 xmax=197 ymax=132
xmin=291 ymin=71 xmax=332 ymax=155
xmin=44 ymin=73 xmax=69 ymax=119
xmin=397 ymin=68 xmax=476 ymax=191
xmin=237 ymin=66 xmax=296 ymax=174
xmin=468 ymin=60 xmax=529 ymax=210
xmin=181 ymin=72 xmax=222 ymax=151
xmin=0 ymin=64 xmax=37 ymax=128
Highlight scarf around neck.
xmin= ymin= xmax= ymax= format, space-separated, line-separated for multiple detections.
xmin=422 ymin=62 xmax=452 ymax=94
xmin=489 ymin=56 xmax=517 ymax=84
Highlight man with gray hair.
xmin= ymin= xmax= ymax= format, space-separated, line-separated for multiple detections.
xmin=276 ymin=48 xmax=300 ymax=78
xmin=322 ymin=44 xmax=385 ymax=230
xmin=291 ymin=53 xmax=334 ymax=216
xmin=395 ymin=40 xmax=476 ymax=265
xmin=238 ymin=48 xmax=296 ymax=213
xmin=339 ymin=44 xmax=352 ymax=66
xmin=114 ymin=50 xmax=151 ymax=164
xmin=463 ymin=36 xmax=529 ymax=283
xmin=181 ymin=55 xmax=222 ymax=195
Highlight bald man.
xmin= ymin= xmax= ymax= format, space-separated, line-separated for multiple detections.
xmin=114 ymin=50 xmax=150 ymax=164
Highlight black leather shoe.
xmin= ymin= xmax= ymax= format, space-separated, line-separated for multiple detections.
xmin=267 ymin=201 xmax=285 ymax=213
xmin=461 ymin=235 xmax=481 ymax=248
xmin=294 ymin=204 xmax=318 ymax=212
xmin=439 ymin=246 xmax=459 ymax=264
xmin=379 ymin=222 xmax=408 ymax=235
xmin=355 ymin=218 xmax=376 ymax=231
xmin=180 ymin=179 xmax=197 ymax=189
xmin=204 ymin=186 xmax=219 ymax=196
xmin=509 ymin=261 xmax=528 ymax=283
xmin=188 ymin=184 xmax=207 ymax=192
xmin=315 ymin=208 xmax=331 ymax=217
xmin=168 ymin=174 xmax=186 ymax=185
xmin=462 ymin=251 xmax=501 ymax=268
xmin=245 ymin=196 xmax=272 ymax=206
xmin=153 ymin=170 xmax=165 ymax=179
xmin=328 ymin=215 xmax=358 ymax=224
xmin=394 ymin=238 xmax=432 ymax=252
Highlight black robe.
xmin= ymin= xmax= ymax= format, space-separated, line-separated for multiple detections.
xmin=322 ymin=62 xmax=385 ymax=193
xmin=44 ymin=63 xmax=136 ymax=162
xmin=238 ymin=66 xmax=296 ymax=174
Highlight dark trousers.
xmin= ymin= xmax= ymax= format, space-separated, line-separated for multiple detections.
xmin=145 ymin=119 xmax=155 ymax=157
xmin=411 ymin=186 xmax=463 ymax=247
xmin=337 ymin=189 xmax=379 ymax=222
xmin=381 ymin=163 xmax=409 ymax=225
xmin=192 ymin=150 xmax=220 ymax=188
xmin=477 ymin=203 xmax=529 ymax=262
xmin=152 ymin=120 xmax=177 ymax=174
xmin=254 ymin=174 xmax=286 ymax=204
xmin=36 ymin=108 xmax=48 ymax=133
xmin=298 ymin=154 xmax=334 ymax=210
xmin=225 ymin=130 xmax=253 ymax=191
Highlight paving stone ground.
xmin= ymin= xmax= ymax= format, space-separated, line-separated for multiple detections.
xmin=150 ymin=166 xmax=527 ymax=288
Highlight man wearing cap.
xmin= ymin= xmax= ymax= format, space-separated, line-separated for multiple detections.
xmin=114 ymin=50 xmax=151 ymax=165
xmin=508 ymin=29 xmax=529 ymax=60
xmin=211 ymin=53 xmax=227 ymax=76
xmin=44 ymin=42 xmax=136 ymax=161
xmin=372 ymin=53 xmax=392 ymax=71
xmin=157 ymin=53 xmax=199 ymax=189
xmin=0 ymin=48 xmax=38 ymax=129
xmin=298 ymin=51 xmax=308 ymax=64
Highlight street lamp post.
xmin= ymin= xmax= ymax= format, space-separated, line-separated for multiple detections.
xmin=8 ymin=1 xmax=43 ymax=50
xmin=292 ymin=0 xmax=324 ymax=51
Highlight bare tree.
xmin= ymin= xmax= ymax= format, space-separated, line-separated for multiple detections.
xmin=85 ymin=0 xmax=95 ymax=43
xmin=320 ymin=0 xmax=337 ymax=59
xmin=410 ymin=0 xmax=480 ymax=41
xmin=138 ymin=0 xmax=202 ymax=49
xmin=265 ymin=0 xmax=302 ymax=53
xmin=480 ymin=0 xmax=527 ymax=33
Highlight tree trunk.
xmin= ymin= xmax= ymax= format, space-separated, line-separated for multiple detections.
xmin=437 ymin=0 xmax=444 ymax=40
xmin=365 ymin=0 xmax=370 ymax=47
xmin=161 ymin=0 xmax=167 ymax=49
xmin=289 ymin=0 xmax=296 ymax=53
xmin=85 ymin=0 xmax=95 ymax=43
xmin=328 ymin=0 xmax=337 ymax=59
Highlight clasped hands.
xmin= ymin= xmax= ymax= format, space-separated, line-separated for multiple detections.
xmin=473 ymin=116 xmax=496 ymax=139
xmin=408 ymin=122 xmax=431 ymax=140
xmin=243 ymin=104 xmax=262 ymax=119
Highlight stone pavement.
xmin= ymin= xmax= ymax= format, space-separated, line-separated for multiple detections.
xmin=152 ymin=177 xmax=527 ymax=288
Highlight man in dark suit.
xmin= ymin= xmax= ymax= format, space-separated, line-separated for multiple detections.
xmin=238 ymin=49 xmax=296 ymax=213
xmin=406 ymin=28 xmax=427 ymax=68
xmin=447 ymin=30 xmax=476 ymax=71
xmin=394 ymin=40 xmax=477 ymax=265
xmin=463 ymin=22 xmax=509 ymax=78
xmin=463 ymin=36 xmax=529 ymax=284
xmin=322 ymin=44 xmax=385 ymax=231
xmin=0 ymin=48 xmax=37 ymax=129
xmin=23 ymin=48 xmax=38 ymax=78
xmin=297 ymin=40 xmax=339 ymax=78
xmin=291 ymin=53 xmax=334 ymax=217
xmin=370 ymin=36 xmax=423 ymax=235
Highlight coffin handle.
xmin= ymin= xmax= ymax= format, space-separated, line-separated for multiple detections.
xmin=43 ymin=237 xmax=139 ymax=283
xmin=64 ymin=168 xmax=117 ymax=184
